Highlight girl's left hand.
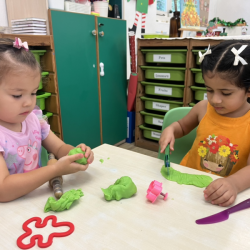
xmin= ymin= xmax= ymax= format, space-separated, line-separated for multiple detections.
xmin=203 ymin=177 xmax=238 ymax=207
xmin=76 ymin=143 xmax=94 ymax=164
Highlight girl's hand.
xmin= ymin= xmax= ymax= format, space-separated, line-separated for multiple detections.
xmin=203 ymin=177 xmax=238 ymax=207
xmin=56 ymin=153 xmax=89 ymax=175
xmin=159 ymin=127 xmax=175 ymax=153
xmin=76 ymin=143 xmax=94 ymax=164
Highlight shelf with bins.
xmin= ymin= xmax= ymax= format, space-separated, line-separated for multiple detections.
xmin=186 ymin=39 xmax=227 ymax=107
xmin=0 ymin=34 xmax=62 ymax=139
xmin=135 ymin=39 xmax=190 ymax=152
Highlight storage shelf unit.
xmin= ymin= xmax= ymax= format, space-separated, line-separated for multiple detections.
xmin=0 ymin=34 xmax=63 ymax=139
xmin=135 ymin=38 xmax=233 ymax=152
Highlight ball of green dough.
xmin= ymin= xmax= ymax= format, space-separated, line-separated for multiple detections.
xmin=68 ymin=148 xmax=88 ymax=165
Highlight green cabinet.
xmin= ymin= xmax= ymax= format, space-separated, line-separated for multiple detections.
xmin=51 ymin=11 xmax=127 ymax=148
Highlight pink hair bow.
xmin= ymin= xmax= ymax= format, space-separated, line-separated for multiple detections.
xmin=13 ymin=37 xmax=29 ymax=51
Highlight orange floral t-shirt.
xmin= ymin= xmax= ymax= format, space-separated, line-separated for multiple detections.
xmin=180 ymin=102 xmax=250 ymax=177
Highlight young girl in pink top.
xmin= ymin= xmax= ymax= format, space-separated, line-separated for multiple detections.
xmin=0 ymin=38 xmax=94 ymax=202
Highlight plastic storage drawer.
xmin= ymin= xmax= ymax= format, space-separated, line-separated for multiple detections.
xmin=191 ymin=86 xmax=207 ymax=101
xmin=39 ymin=72 xmax=49 ymax=90
xmin=30 ymin=50 xmax=46 ymax=63
xmin=141 ymin=81 xmax=184 ymax=98
xmin=140 ymin=111 xmax=164 ymax=127
xmin=141 ymin=66 xmax=186 ymax=81
xmin=191 ymin=68 xmax=205 ymax=84
xmin=140 ymin=96 xmax=183 ymax=112
xmin=36 ymin=92 xmax=51 ymax=110
xmin=189 ymin=102 xmax=196 ymax=107
xmin=141 ymin=49 xmax=187 ymax=64
xmin=192 ymin=49 xmax=205 ymax=65
xmin=139 ymin=125 xmax=162 ymax=141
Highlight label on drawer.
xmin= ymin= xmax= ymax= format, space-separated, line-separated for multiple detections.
xmin=204 ymin=93 xmax=207 ymax=100
xmin=151 ymin=131 xmax=161 ymax=139
xmin=153 ymin=102 xmax=170 ymax=111
xmin=154 ymin=73 xmax=170 ymax=79
xmin=153 ymin=54 xmax=171 ymax=62
xmin=154 ymin=86 xmax=172 ymax=95
xmin=153 ymin=118 xmax=163 ymax=126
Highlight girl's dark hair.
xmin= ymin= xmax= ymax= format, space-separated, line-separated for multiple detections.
xmin=200 ymin=40 xmax=250 ymax=90
xmin=0 ymin=38 xmax=40 ymax=82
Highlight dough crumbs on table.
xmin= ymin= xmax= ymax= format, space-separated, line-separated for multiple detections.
xmin=100 ymin=159 xmax=104 ymax=163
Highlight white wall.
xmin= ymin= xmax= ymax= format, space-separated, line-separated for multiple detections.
xmin=0 ymin=0 xmax=8 ymax=26
xmin=209 ymin=0 xmax=250 ymax=35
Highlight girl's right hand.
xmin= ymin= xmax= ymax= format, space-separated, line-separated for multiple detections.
xmin=55 ymin=153 xmax=89 ymax=175
xmin=159 ymin=127 xmax=175 ymax=153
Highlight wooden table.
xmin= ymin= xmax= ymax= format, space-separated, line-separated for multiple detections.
xmin=1 ymin=144 xmax=250 ymax=250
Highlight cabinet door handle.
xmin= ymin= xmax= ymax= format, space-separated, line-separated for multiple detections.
xmin=92 ymin=30 xmax=97 ymax=36
xmin=100 ymin=62 xmax=104 ymax=76
xmin=99 ymin=31 xmax=104 ymax=37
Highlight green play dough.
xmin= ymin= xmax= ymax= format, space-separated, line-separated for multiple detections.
xmin=161 ymin=166 xmax=213 ymax=188
xmin=68 ymin=148 xmax=88 ymax=165
xmin=44 ymin=189 xmax=84 ymax=212
xmin=101 ymin=176 xmax=137 ymax=201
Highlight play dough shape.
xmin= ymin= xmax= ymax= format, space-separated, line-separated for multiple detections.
xmin=68 ymin=148 xmax=88 ymax=165
xmin=101 ymin=176 xmax=137 ymax=201
xmin=44 ymin=189 xmax=84 ymax=212
xmin=161 ymin=166 xmax=213 ymax=188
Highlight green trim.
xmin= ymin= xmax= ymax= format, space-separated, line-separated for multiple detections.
xmin=191 ymin=68 xmax=201 ymax=72
xmin=141 ymin=66 xmax=186 ymax=70
xmin=141 ymin=81 xmax=185 ymax=88
xmin=190 ymin=86 xmax=206 ymax=90
xmin=140 ymin=96 xmax=183 ymax=104
xmin=139 ymin=125 xmax=161 ymax=133
xmin=141 ymin=49 xmax=187 ymax=53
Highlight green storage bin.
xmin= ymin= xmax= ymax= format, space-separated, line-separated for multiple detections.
xmin=43 ymin=112 xmax=53 ymax=119
xmin=192 ymin=49 xmax=205 ymax=65
xmin=36 ymin=92 xmax=51 ymax=110
xmin=39 ymin=72 xmax=49 ymax=90
xmin=140 ymin=111 xmax=165 ymax=127
xmin=139 ymin=125 xmax=162 ymax=141
xmin=141 ymin=81 xmax=184 ymax=97
xmin=191 ymin=68 xmax=205 ymax=84
xmin=141 ymin=66 xmax=186 ymax=81
xmin=191 ymin=86 xmax=207 ymax=101
xmin=30 ymin=50 xmax=46 ymax=64
xmin=141 ymin=49 xmax=187 ymax=64
xmin=189 ymin=102 xmax=196 ymax=107
xmin=140 ymin=96 xmax=183 ymax=112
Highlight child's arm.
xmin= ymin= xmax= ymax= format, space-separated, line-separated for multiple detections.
xmin=204 ymin=154 xmax=250 ymax=207
xmin=0 ymin=152 xmax=84 ymax=202
xmin=42 ymin=131 xmax=94 ymax=164
xmin=159 ymin=100 xmax=206 ymax=153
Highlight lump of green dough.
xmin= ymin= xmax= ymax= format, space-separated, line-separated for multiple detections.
xmin=161 ymin=166 xmax=213 ymax=188
xmin=44 ymin=189 xmax=84 ymax=212
xmin=101 ymin=176 xmax=137 ymax=201
xmin=68 ymin=148 xmax=88 ymax=165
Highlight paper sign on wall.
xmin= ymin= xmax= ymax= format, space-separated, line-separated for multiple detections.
xmin=153 ymin=102 xmax=170 ymax=111
xmin=154 ymin=73 xmax=170 ymax=79
xmin=151 ymin=131 xmax=161 ymax=139
xmin=204 ymin=93 xmax=207 ymax=100
xmin=153 ymin=54 xmax=171 ymax=62
xmin=152 ymin=118 xmax=163 ymax=126
xmin=154 ymin=86 xmax=172 ymax=95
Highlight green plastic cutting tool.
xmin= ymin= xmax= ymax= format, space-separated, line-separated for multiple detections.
xmin=164 ymin=144 xmax=170 ymax=175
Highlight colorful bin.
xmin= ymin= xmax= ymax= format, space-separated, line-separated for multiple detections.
xmin=191 ymin=68 xmax=205 ymax=84
xmin=139 ymin=125 xmax=162 ymax=141
xmin=140 ymin=96 xmax=183 ymax=112
xmin=140 ymin=111 xmax=165 ymax=127
xmin=39 ymin=72 xmax=49 ymax=90
xmin=192 ymin=49 xmax=205 ymax=65
xmin=191 ymin=86 xmax=207 ymax=101
xmin=189 ymin=102 xmax=196 ymax=107
xmin=36 ymin=92 xmax=51 ymax=110
xmin=141 ymin=81 xmax=184 ymax=98
xmin=30 ymin=50 xmax=47 ymax=64
xmin=141 ymin=66 xmax=186 ymax=81
xmin=141 ymin=49 xmax=187 ymax=64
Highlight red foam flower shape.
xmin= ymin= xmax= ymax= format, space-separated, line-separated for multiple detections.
xmin=17 ymin=215 xmax=74 ymax=249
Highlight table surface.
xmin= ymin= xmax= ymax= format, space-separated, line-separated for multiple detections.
xmin=1 ymin=144 xmax=250 ymax=250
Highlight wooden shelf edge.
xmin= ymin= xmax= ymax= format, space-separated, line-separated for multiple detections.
xmin=0 ymin=34 xmax=52 ymax=47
